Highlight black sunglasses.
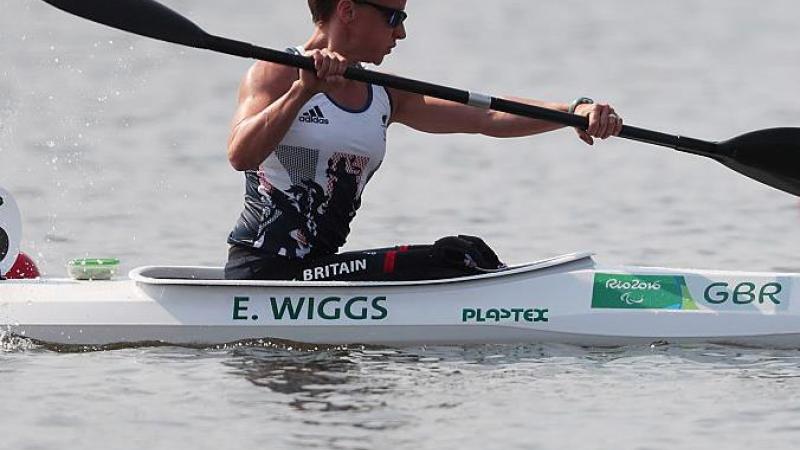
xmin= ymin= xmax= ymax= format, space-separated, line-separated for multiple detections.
xmin=353 ymin=0 xmax=408 ymax=28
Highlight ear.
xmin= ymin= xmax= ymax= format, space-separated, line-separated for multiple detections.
xmin=336 ymin=0 xmax=356 ymax=24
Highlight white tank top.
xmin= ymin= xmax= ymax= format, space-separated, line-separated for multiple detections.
xmin=260 ymin=83 xmax=390 ymax=199
xmin=228 ymin=49 xmax=392 ymax=259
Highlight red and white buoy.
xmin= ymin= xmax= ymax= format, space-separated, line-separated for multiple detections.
xmin=5 ymin=251 xmax=41 ymax=279
xmin=1 ymin=186 xmax=30 ymax=279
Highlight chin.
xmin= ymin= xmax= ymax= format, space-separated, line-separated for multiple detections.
xmin=371 ymin=55 xmax=386 ymax=65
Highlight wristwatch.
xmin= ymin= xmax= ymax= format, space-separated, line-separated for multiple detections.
xmin=569 ymin=97 xmax=594 ymax=114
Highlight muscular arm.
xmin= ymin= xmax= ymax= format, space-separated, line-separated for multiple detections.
xmin=391 ymin=90 xmax=567 ymax=137
xmin=227 ymin=62 xmax=312 ymax=171
xmin=227 ymin=48 xmax=350 ymax=171
xmin=391 ymin=89 xmax=622 ymax=144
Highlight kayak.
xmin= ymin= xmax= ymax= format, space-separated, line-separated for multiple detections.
xmin=2 ymin=252 xmax=799 ymax=348
xmin=21 ymin=0 xmax=800 ymax=349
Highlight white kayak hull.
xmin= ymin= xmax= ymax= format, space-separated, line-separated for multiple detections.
xmin=2 ymin=252 xmax=800 ymax=348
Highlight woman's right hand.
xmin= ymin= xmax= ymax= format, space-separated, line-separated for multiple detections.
xmin=298 ymin=48 xmax=349 ymax=94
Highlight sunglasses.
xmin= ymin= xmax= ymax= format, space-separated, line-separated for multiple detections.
xmin=353 ymin=0 xmax=408 ymax=28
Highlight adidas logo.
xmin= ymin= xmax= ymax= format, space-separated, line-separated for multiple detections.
xmin=299 ymin=106 xmax=329 ymax=125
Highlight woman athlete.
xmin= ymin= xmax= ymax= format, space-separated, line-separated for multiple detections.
xmin=224 ymin=0 xmax=623 ymax=281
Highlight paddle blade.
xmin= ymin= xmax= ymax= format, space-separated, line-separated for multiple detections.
xmin=719 ymin=128 xmax=800 ymax=196
xmin=42 ymin=0 xmax=210 ymax=49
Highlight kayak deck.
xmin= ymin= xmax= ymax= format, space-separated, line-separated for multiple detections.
xmin=128 ymin=251 xmax=596 ymax=286
xmin=2 ymin=252 xmax=800 ymax=348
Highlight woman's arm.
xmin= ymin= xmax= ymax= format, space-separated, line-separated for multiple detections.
xmin=390 ymin=90 xmax=623 ymax=145
xmin=227 ymin=49 xmax=349 ymax=171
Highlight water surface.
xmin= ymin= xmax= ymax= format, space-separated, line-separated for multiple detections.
xmin=2 ymin=1 xmax=800 ymax=448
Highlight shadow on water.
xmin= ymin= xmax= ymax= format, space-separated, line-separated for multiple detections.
xmin=218 ymin=340 xmax=428 ymax=448
xmin=221 ymin=340 xmax=447 ymax=416
xmin=7 ymin=331 xmax=800 ymax=384
xmin=218 ymin=340 xmax=800 ymax=391
xmin=226 ymin=345 xmax=369 ymax=411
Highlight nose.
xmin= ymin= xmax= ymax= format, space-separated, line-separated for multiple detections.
xmin=394 ymin=22 xmax=406 ymax=40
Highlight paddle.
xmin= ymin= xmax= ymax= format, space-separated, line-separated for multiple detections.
xmin=41 ymin=0 xmax=800 ymax=197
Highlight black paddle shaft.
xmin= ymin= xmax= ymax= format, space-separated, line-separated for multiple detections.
xmin=211 ymin=35 xmax=720 ymax=156
xmin=42 ymin=0 xmax=800 ymax=196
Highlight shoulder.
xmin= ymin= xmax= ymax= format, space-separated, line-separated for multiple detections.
xmin=384 ymin=77 xmax=424 ymax=123
xmin=239 ymin=60 xmax=298 ymax=100
xmin=385 ymin=86 xmax=425 ymax=123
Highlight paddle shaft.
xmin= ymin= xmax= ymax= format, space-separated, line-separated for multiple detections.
xmin=38 ymin=0 xmax=800 ymax=197
xmin=207 ymin=35 xmax=720 ymax=159
xmin=39 ymin=0 xmax=721 ymax=158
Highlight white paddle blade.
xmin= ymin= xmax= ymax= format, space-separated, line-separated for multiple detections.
xmin=0 ymin=187 xmax=22 ymax=275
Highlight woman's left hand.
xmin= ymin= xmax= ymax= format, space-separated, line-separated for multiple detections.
xmin=573 ymin=103 xmax=623 ymax=145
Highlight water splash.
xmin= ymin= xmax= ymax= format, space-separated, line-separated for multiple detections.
xmin=0 ymin=329 xmax=38 ymax=352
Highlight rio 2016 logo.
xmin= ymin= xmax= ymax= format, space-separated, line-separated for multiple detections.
xmin=605 ymin=278 xmax=663 ymax=291
xmin=605 ymin=278 xmax=665 ymax=305
xmin=592 ymin=274 xmax=686 ymax=310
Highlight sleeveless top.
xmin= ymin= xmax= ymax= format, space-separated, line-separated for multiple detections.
xmin=228 ymin=49 xmax=392 ymax=259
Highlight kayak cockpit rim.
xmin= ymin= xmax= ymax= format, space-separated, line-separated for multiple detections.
xmin=128 ymin=252 xmax=597 ymax=288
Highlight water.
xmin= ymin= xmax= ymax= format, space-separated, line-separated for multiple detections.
xmin=2 ymin=0 xmax=800 ymax=448
xmin=5 ymin=343 xmax=800 ymax=449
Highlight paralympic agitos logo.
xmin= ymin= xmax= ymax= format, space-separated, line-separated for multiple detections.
xmin=233 ymin=295 xmax=388 ymax=321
